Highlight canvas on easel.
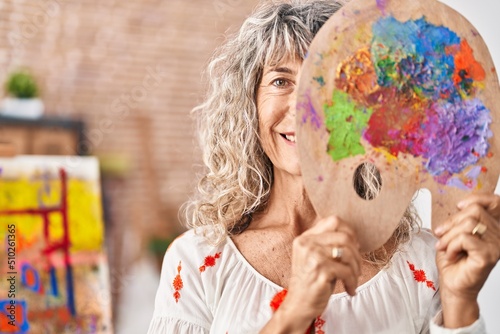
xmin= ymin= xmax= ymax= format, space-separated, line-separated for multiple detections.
xmin=0 ymin=156 xmax=112 ymax=334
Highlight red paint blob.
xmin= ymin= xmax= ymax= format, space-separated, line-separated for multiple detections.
xmin=25 ymin=269 xmax=36 ymax=287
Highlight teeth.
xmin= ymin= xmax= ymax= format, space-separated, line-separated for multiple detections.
xmin=285 ymin=134 xmax=296 ymax=143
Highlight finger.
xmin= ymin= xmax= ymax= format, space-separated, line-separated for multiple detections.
xmin=437 ymin=217 xmax=481 ymax=251
xmin=435 ymin=204 xmax=481 ymax=237
xmin=444 ymin=232 xmax=481 ymax=262
xmin=294 ymin=236 xmax=360 ymax=278
xmin=305 ymin=238 xmax=361 ymax=290
xmin=438 ymin=214 xmax=500 ymax=251
xmin=309 ymin=231 xmax=363 ymax=275
xmin=436 ymin=203 xmax=499 ymax=239
xmin=457 ymin=194 xmax=500 ymax=220
xmin=445 ymin=233 xmax=496 ymax=273
xmin=302 ymin=234 xmax=362 ymax=277
xmin=331 ymin=244 xmax=362 ymax=277
xmin=313 ymin=230 xmax=362 ymax=257
xmin=321 ymin=260 xmax=359 ymax=296
xmin=309 ymin=216 xmax=360 ymax=247
xmin=324 ymin=243 xmax=362 ymax=295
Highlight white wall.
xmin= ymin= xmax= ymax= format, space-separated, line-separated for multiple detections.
xmin=414 ymin=2 xmax=500 ymax=331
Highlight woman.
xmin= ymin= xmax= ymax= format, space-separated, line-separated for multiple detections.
xmin=148 ymin=1 xmax=500 ymax=333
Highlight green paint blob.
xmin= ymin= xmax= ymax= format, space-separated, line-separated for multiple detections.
xmin=324 ymin=90 xmax=373 ymax=161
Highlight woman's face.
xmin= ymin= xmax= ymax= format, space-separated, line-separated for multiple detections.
xmin=256 ymin=58 xmax=302 ymax=176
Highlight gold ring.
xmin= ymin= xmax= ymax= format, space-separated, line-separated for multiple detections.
xmin=472 ymin=223 xmax=487 ymax=237
xmin=332 ymin=247 xmax=343 ymax=260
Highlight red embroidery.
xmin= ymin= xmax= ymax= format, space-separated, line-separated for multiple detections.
xmin=315 ymin=316 xmax=326 ymax=333
xmin=172 ymin=261 xmax=183 ymax=302
xmin=199 ymin=252 xmax=222 ymax=272
xmin=270 ymin=290 xmax=326 ymax=334
xmin=269 ymin=289 xmax=288 ymax=312
xmin=407 ymin=261 xmax=436 ymax=291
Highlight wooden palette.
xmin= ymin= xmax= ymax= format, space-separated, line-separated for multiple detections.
xmin=296 ymin=0 xmax=500 ymax=251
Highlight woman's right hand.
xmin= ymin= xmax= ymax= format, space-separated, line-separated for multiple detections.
xmin=262 ymin=216 xmax=362 ymax=333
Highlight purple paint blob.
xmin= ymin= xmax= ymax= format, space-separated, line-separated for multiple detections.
xmin=466 ymin=165 xmax=483 ymax=179
xmin=376 ymin=0 xmax=388 ymax=13
xmin=446 ymin=166 xmax=482 ymax=190
xmin=299 ymin=91 xmax=322 ymax=130
xmin=423 ymin=99 xmax=492 ymax=179
xmin=446 ymin=178 xmax=471 ymax=190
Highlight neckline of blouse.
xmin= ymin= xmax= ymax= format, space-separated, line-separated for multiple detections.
xmin=225 ymin=233 xmax=401 ymax=299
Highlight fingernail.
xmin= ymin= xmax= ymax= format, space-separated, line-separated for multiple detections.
xmin=434 ymin=226 xmax=443 ymax=236
xmin=457 ymin=201 xmax=465 ymax=209
xmin=435 ymin=240 xmax=441 ymax=249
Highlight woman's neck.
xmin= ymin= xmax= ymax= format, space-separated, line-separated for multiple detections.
xmin=252 ymin=168 xmax=318 ymax=234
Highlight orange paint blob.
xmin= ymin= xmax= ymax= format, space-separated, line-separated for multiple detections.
xmin=0 ymin=304 xmax=27 ymax=332
xmin=336 ymin=48 xmax=379 ymax=105
xmin=452 ymin=39 xmax=486 ymax=85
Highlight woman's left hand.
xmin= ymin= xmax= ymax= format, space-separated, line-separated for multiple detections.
xmin=434 ymin=193 xmax=500 ymax=328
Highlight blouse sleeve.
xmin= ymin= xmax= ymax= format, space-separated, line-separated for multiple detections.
xmin=429 ymin=311 xmax=487 ymax=334
xmin=147 ymin=232 xmax=214 ymax=334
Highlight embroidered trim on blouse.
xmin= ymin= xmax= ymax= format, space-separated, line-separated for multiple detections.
xmin=407 ymin=260 xmax=436 ymax=291
xmin=270 ymin=289 xmax=327 ymax=334
xmin=199 ymin=252 xmax=222 ymax=272
xmin=173 ymin=261 xmax=183 ymax=302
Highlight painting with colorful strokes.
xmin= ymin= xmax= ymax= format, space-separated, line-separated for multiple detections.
xmin=296 ymin=0 xmax=500 ymax=252
xmin=0 ymin=156 xmax=112 ymax=333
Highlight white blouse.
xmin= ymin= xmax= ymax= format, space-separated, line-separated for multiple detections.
xmin=147 ymin=228 xmax=486 ymax=334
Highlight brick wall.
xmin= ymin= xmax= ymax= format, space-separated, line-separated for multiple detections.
xmin=0 ymin=0 xmax=260 ymax=319
xmin=0 ymin=0 xmax=260 ymax=240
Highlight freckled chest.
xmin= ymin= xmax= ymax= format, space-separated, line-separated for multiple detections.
xmin=231 ymin=228 xmax=295 ymax=289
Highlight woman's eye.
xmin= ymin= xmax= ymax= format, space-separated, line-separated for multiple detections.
xmin=273 ymin=78 xmax=288 ymax=87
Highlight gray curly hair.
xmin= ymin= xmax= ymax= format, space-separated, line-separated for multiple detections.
xmin=183 ymin=0 xmax=419 ymax=267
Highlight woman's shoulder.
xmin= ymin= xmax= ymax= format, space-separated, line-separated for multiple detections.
xmin=162 ymin=227 xmax=229 ymax=273
xmin=167 ymin=227 xmax=222 ymax=252
xmin=150 ymin=227 xmax=232 ymax=327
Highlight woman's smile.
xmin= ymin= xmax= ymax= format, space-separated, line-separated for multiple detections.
xmin=280 ymin=132 xmax=296 ymax=144
xmin=257 ymin=59 xmax=302 ymax=176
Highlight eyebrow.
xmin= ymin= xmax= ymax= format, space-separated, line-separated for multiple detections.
xmin=264 ymin=66 xmax=296 ymax=76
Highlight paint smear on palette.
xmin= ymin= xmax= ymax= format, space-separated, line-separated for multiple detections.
xmin=324 ymin=16 xmax=492 ymax=189
xmin=376 ymin=0 xmax=388 ymax=13
xmin=299 ymin=90 xmax=323 ymax=130
xmin=313 ymin=76 xmax=326 ymax=87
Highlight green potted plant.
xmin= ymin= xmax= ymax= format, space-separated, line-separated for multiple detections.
xmin=2 ymin=70 xmax=44 ymax=118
